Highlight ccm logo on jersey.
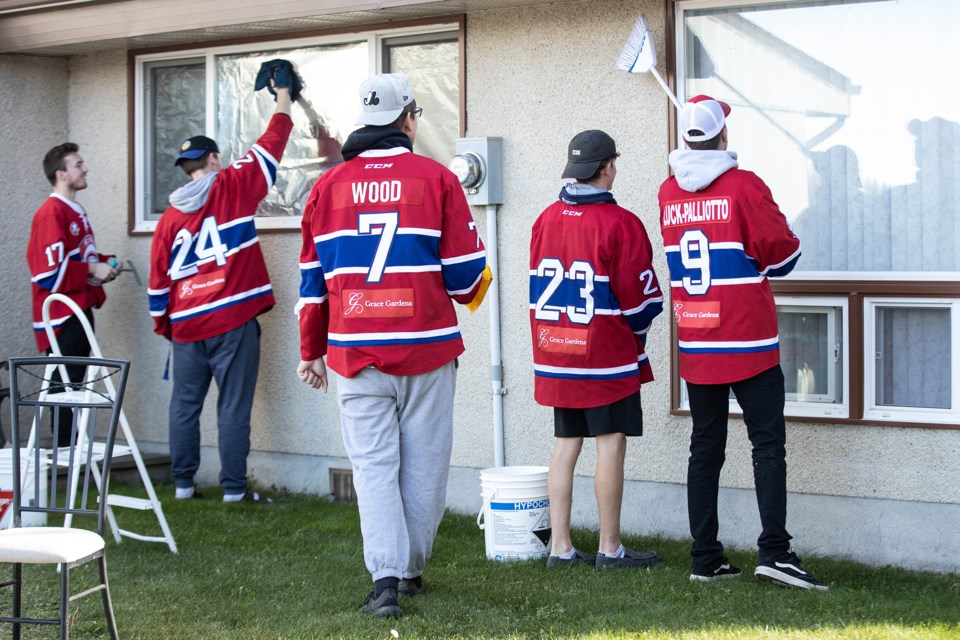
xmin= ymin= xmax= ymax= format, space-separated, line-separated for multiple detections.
xmin=364 ymin=163 xmax=393 ymax=169
xmin=562 ymin=209 xmax=583 ymax=217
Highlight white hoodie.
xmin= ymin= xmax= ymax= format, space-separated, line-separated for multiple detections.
xmin=668 ymin=149 xmax=739 ymax=193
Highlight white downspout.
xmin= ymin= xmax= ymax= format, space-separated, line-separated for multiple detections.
xmin=486 ymin=204 xmax=506 ymax=467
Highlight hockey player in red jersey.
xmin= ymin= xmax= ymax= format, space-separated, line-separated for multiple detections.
xmin=297 ymin=73 xmax=489 ymax=617
xmin=530 ymin=130 xmax=663 ymax=570
xmin=659 ymin=95 xmax=826 ymax=590
xmin=27 ymin=142 xmax=122 ymax=446
xmin=148 ymin=60 xmax=302 ymax=504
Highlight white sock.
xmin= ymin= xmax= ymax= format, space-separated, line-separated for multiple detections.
xmin=175 ymin=486 xmax=195 ymax=499
xmin=558 ymin=547 xmax=577 ymax=560
xmin=222 ymin=491 xmax=245 ymax=503
xmin=600 ymin=544 xmax=625 ymax=558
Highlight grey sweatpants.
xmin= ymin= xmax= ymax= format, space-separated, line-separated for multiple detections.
xmin=337 ymin=361 xmax=456 ymax=582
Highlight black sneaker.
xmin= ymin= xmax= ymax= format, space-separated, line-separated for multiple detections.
xmin=690 ymin=556 xmax=742 ymax=582
xmin=595 ymin=547 xmax=660 ymax=569
xmin=755 ymin=552 xmax=828 ymax=591
xmin=398 ymin=577 xmax=423 ymax=596
xmin=360 ymin=588 xmax=403 ymax=617
xmin=546 ymin=548 xmax=597 ymax=568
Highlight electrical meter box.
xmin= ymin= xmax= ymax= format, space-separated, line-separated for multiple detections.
xmin=448 ymin=137 xmax=503 ymax=206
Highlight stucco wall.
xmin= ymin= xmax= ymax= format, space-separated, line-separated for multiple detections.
xmin=6 ymin=0 xmax=957 ymax=571
xmin=464 ymin=0 xmax=960 ymax=504
xmin=0 ymin=55 xmax=69 ymax=369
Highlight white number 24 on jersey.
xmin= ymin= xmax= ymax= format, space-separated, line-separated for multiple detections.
xmin=169 ymin=216 xmax=228 ymax=280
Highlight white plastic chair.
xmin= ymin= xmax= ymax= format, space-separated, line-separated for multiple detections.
xmin=0 ymin=356 xmax=127 ymax=639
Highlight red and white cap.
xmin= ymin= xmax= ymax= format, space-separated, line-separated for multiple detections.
xmin=679 ymin=95 xmax=731 ymax=142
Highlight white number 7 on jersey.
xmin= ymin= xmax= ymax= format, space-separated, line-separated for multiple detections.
xmin=358 ymin=212 xmax=399 ymax=284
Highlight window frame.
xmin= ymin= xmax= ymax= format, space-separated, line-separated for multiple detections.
xmin=128 ymin=17 xmax=464 ymax=235
xmin=667 ymin=0 xmax=960 ymax=428
xmin=862 ymin=296 xmax=960 ymax=425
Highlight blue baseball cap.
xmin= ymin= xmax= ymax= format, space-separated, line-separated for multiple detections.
xmin=174 ymin=135 xmax=219 ymax=166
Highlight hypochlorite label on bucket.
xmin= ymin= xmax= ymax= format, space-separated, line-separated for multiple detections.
xmin=488 ymin=499 xmax=551 ymax=560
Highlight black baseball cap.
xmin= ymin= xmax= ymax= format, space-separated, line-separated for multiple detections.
xmin=174 ymin=135 xmax=219 ymax=166
xmin=561 ymin=130 xmax=618 ymax=180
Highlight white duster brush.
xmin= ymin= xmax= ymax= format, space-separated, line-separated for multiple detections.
xmin=615 ymin=12 xmax=682 ymax=110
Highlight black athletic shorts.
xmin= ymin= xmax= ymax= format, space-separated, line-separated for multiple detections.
xmin=553 ymin=391 xmax=643 ymax=438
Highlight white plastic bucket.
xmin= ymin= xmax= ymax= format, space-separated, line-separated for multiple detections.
xmin=0 ymin=449 xmax=49 ymax=528
xmin=476 ymin=465 xmax=551 ymax=562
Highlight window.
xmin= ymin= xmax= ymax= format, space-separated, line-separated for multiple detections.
xmin=778 ymin=297 xmax=848 ymax=418
xmin=864 ymin=299 xmax=959 ymax=424
xmin=678 ymin=296 xmax=849 ymax=419
xmin=133 ymin=23 xmax=461 ymax=232
xmin=674 ymin=0 xmax=960 ymax=426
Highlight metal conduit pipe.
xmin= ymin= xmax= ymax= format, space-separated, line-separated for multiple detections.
xmin=486 ymin=204 xmax=506 ymax=467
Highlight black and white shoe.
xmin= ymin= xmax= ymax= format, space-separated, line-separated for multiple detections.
xmin=755 ymin=552 xmax=828 ymax=591
xmin=690 ymin=556 xmax=742 ymax=582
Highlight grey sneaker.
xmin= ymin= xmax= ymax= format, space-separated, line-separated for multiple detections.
xmin=755 ymin=552 xmax=828 ymax=591
xmin=690 ymin=556 xmax=742 ymax=582
xmin=595 ymin=547 xmax=660 ymax=569
xmin=360 ymin=588 xmax=403 ymax=617
xmin=398 ymin=577 xmax=423 ymax=596
xmin=546 ymin=548 xmax=597 ymax=568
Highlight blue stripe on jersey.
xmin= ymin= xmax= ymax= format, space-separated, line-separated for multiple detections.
xmin=299 ymin=266 xmax=328 ymax=299
xmin=251 ymin=146 xmax=277 ymax=186
xmin=763 ymin=253 xmax=800 ymax=278
xmin=315 ymin=233 xmax=439 ymax=274
xmin=529 ymin=276 xmax=618 ymax=313
xmin=678 ymin=342 xmax=779 ymax=355
xmin=170 ymin=288 xmax=272 ymax=323
xmin=534 ymin=367 xmax=638 ymax=381
xmin=167 ymin=219 xmax=257 ymax=274
xmin=148 ymin=291 xmax=169 ymax=314
xmin=665 ymin=246 xmax=759 ymax=284
xmin=328 ymin=331 xmax=461 ymax=348
xmin=219 ymin=219 xmax=257 ymax=253
xmin=623 ymin=299 xmax=663 ymax=334
xmin=443 ymin=255 xmax=486 ymax=293
xmin=35 ymin=271 xmax=61 ymax=292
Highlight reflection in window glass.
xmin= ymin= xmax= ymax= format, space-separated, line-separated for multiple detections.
xmin=147 ymin=61 xmax=204 ymax=218
xmin=216 ymin=42 xmax=367 ymax=217
xmin=779 ymin=307 xmax=842 ymax=403
xmin=875 ymin=306 xmax=951 ymax=409
xmin=386 ymin=37 xmax=459 ymax=163
xmin=681 ymin=0 xmax=960 ymax=273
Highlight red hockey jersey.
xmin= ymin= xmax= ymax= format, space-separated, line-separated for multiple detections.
xmin=529 ymin=197 xmax=663 ymax=409
xmin=148 ymin=114 xmax=293 ymax=342
xmin=659 ymin=164 xmax=800 ymax=385
xmin=27 ymin=194 xmax=110 ymax=352
xmin=298 ymin=147 xmax=487 ymax=378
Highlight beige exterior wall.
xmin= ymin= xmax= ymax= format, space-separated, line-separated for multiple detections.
xmin=3 ymin=0 xmax=957 ymax=571
xmin=0 ymin=55 xmax=69 ymax=367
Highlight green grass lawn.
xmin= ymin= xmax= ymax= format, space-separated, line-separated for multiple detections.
xmin=3 ymin=484 xmax=958 ymax=639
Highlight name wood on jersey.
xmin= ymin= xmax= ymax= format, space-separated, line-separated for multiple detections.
xmin=351 ymin=180 xmax=402 ymax=204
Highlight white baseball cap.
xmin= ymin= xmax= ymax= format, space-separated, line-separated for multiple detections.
xmin=679 ymin=95 xmax=731 ymax=142
xmin=355 ymin=73 xmax=415 ymax=126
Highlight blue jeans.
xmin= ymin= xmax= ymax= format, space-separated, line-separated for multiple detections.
xmin=169 ymin=319 xmax=260 ymax=494
xmin=686 ymin=365 xmax=792 ymax=572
